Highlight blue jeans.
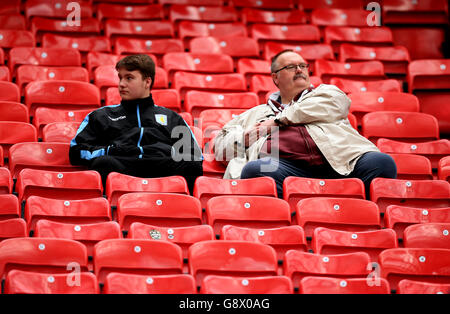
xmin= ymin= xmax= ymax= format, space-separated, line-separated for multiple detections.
xmin=240 ymin=152 xmax=397 ymax=199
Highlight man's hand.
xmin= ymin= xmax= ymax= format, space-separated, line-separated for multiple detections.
xmin=244 ymin=119 xmax=278 ymax=148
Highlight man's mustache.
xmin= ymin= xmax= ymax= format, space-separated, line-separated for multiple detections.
xmin=294 ymin=73 xmax=307 ymax=80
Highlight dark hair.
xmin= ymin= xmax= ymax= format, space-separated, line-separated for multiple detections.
xmin=270 ymin=49 xmax=295 ymax=73
xmin=115 ymin=54 xmax=156 ymax=89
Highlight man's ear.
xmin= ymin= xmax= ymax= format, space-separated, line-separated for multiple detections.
xmin=271 ymin=72 xmax=279 ymax=88
xmin=146 ymin=77 xmax=152 ymax=90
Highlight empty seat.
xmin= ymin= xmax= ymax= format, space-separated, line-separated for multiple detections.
xmin=33 ymin=107 xmax=91 ymax=134
xmin=250 ymin=74 xmax=278 ymax=103
xmin=201 ymin=275 xmax=293 ymax=294
xmin=314 ymin=59 xmax=386 ymax=84
xmin=0 ymin=219 xmax=27 ymax=241
xmin=361 ymin=111 xmax=440 ymax=144
xmin=0 ymin=82 xmax=20 ymax=102
xmin=284 ymin=251 xmax=371 ymax=289
xmin=169 ymin=4 xmax=238 ymax=23
xmin=311 ymin=8 xmax=376 ymax=27
xmin=16 ymin=169 xmax=102 ymax=203
xmin=159 ymin=0 xmax=224 ymax=6
xmin=391 ymin=27 xmax=445 ymax=60
xmin=221 ymin=225 xmax=307 ymax=261
xmin=312 ymin=227 xmax=397 ymax=262
xmin=0 ymin=101 xmax=29 ymax=123
xmin=178 ymin=21 xmax=247 ymax=46
xmin=408 ymin=59 xmax=450 ymax=92
xmin=188 ymin=240 xmax=278 ymax=287
xmin=0 ymin=66 xmax=10 ymax=81
xmin=348 ymin=92 xmax=419 ymax=126
xmin=403 ymin=223 xmax=450 ymax=249
xmin=25 ymin=0 xmax=93 ymax=20
xmin=299 ymin=276 xmax=390 ymax=294
xmin=0 ymin=122 xmax=38 ymax=159
xmin=4 ymin=269 xmax=99 ymax=294
xmin=24 ymin=196 xmax=111 ymax=234
xmin=184 ymin=91 xmax=258 ymax=118
xmin=389 ymin=153 xmax=433 ymax=180
xmin=0 ymin=0 xmax=21 ymax=15
xmin=17 ymin=65 xmax=89 ymax=93
xmin=382 ymin=0 xmax=449 ymax=25
xmin=251 ymin=24 xmax=320 ymax=47
xmin=379 ymin=248 xmax=450 ymax=292
xmin=438 ymin=156 xmax=450 ymax=181
xmin=377 ymin=138 xmax=450 ymax=170
xmin=42 ymin=122 xmax=80 ymax=143
xmin=105 ymin=172 xmax=189 ymax=207
xmin=104 ymin=273 xmax=196 ymax=294
xmin=114 ymin=37 xmax=183 ymax=63
xmin=339 ymin=44 xmax=410 ymax=75
xmin=86 ymin=52 xmax=121 ymax=78
xmin=9 ymin=143 xmax=87 ymax=179
xmin=206 ymin=195 xmax=291 ymax=235
xmin=283 ymin=177 xmax=365 ymax=213
xmin=0 ymin=238 xmax=88 ymax=280
xmin=296 ymin=197 xmax=381 ymax=238
xmin=397 ymin=279 xmax=450 ymax=294
xmin=93 ymin=239 xmax=183 ymax=285
xmin=128 ymin=223 xmax=214 ymax=259
xmin=104 ymin=19 xmax=174 ymax=44
xmin=299 ymin=0 xmax=364 ymax=10
xmin=190 ymin=36 xmax=259 ymax=59
xmin=24 ymin=80 xmax=100 ymax=117
xmin=42 ymin=34 xmax=111 ymax=55
xmin=330 ymin=77 xmax=402 ymax=94
xmin=385 ymin=205 xmax=450 ymax=240
xmin=97 ymin=3 xmax=163 ymax=23
xmin=324 ymin=26 xmax=393 ymax=54
xmin=231 ymin=0 xmax=295 ymax=10
xmin=0 ymin=14 xmax=26 ymax=30
xmin=0 ymin=194 xmax=19 ymax=219
xmin=0 ymin=29 xmax=35 ymax=50
xmin=116 ymin=193 xmax=202 ymax=231
xmin=173 ymin=72 xmax=247 ymax=100
xmin=198 ymin=108 xmax=246 ymax=139
xmin=370 ymin=178 xmax=450 ymax=214
xmin=193 ymin=176 xmax=277 ymax=210
xmin=105 ymin=88 xmax=181 ymax=112
xmin=241 ymin=8 xmax=307 ymax=25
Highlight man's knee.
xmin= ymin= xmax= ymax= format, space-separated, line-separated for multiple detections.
xmin=241 ymin=160 xmax=263 ymax=179
xmin=360 ymin=152 xmax=397 ymax=179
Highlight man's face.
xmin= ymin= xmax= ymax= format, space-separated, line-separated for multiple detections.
xmin=271 ymin=51 xmax=311 ymax=99
xmin=117 ymin=68 xmax=152 ymax=101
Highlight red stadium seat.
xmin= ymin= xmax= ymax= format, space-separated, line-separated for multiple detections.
xmin=103 ymin=273 xmax=196 ymax=294
xmin=33 ymin=107 xmax=91 ymax=135
xmin=314 ymin=59 xmax=386 ymax=84
xmin=311 ymin=227 xmax=397 ymax=262
xmin=0 ymin=30 xmax=35 ymax=49
xmin=250 ymin=74 xmax=277 ymax=103
xmin=299 ymin=0 xmax=364 ymax=11
xmin=0 ymin=0 xmax=21 ymax=15
xmin=86 ymin=52 xmax=121 ymax=78
xmin=24 ymin=80 xmax=100 ymax=117
xmin=169 ymin=4 xmax=238 ymax=24
xmin=361 ymin=111 xmax=440 ymax=144
xmin=231 ymin=0 xmax=294 ymax=10
xmin=299 ymin=276 xmax=390 ymax=294
xmin=330 ymin=77 xmax=402 ymax=93
xmin=220 ymin=225 xmax=308 ymax=261
xmin=105 ymin=172 xmax=189 ymax=207
xmin=42 ymin=122 xmax=80 ymax=143
xmin=9 ymin=142 xmax=87 ymax=179
xmin=206 ymin=195 xmax=291 ymax=235
xmin=93 ymin=239 xmax=183 ymax=285
xmin=25 ymin=0 xmax=93 ymax=20
xmin=116 ymin=193 xmax=202 ymax=231
xmin=339 ymin=44 xmax=410 ymax=75
xmin=385 ymin=205 xmax=450 ymax=240
xmin=348 ymin=92 xmax=419 ymax=127
xmin=0 ymin=66 xmax=10 ymax=81
xmin=4 ymin=270 xmax=99 ymax=294
xmin=104 ymin=19 xmax=174 ymax=44
xmin=0 ymin=238 xmax=88 ymax=280
xmin=17 ymin=65 xmax=89 ymax=93
xmin=193 ymin=176 xmax=277 ymax=210
xmin=0 ymin=122 xmax=38 ymax=159
xmin=173 ymin=72 xmax=247 ymax=100
xmin=311 ymin=8 xmax=376 ymax=27
xmin=42 ymin=34 xmax=112 ymax=54
xmin=251 ymin=24 xmax=321 ymax=48
xmin=35 ymin=220 xmax=121 ymax=259
xmin=237 ymin=58 xmax=270 ymax=84
xmin=324 ymin=26 xmax=393 ymax=54
xmin=128 ymin=223 xmax=214 ymax=259
xmin=283 ymin=177 xmax=365 ymax=216
xmin=0 ymin=82 xmax=20 ymax=102
xmin=190 ymin=36 xmax=259 ymax=59
xmin=0 ymin=167 xmax=11 ymax=194
xmin=184 ymin=91 xmax=258 ymax=118
xmin=284 ymin=251 xmax=371 ymax=289
xmin=389 ymin=153 xmax=433 ymax=180
xmin=201 ymin=275 xmax=293 ymax=294
xmin=0 ymin=102 xmax=29 ymax=123
xmin=241 ymin=8 xmax=307 ymax=25
xmin=24 ymin=196 xmax=111 ymax=234
xmin=370 ymin=178 xmax=450 ymax=214
xmin=408 ymin=59 xmax=450 ymax=92
xmin=96 ymin=3 xmax=163 ymax=23
xmin=0 ymin=219 xmax=27 ymax=241
xmin=379 ymin=248 xmax=450 ymax=292
xmin=397 ymin=279 xmax=450 ymax=294
xmin=438 ymin=156 xmax=450 ymax=182
xmin=381 ymin=0 xmax=448 ymax=25
xmin=178 ymin=21 xmax=247 ymax=46
xmin=16 ymin=169 xmax=102 ymax=203
xmin=296 ymin=197 xmax=381 ymax=238
xmin=159 ymin=0 xmax=224 ymax=6
xmin=105 ymin=88 xmax=181 ymax=112
xmin=0 ymin=194 xmax=19 ymax=219
xmin=188 ymin=240 xmax=278 ymax=287
xmin=198 ymin=108 xmax=246 ymax=138
xmin=403 ymin=223 xmax=450 ymax=249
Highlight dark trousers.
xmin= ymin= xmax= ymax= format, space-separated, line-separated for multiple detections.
xmin=89 ymin=155 xmax=203 ymax=194
xmin=240 ymin=152 xmax=397 ymax=199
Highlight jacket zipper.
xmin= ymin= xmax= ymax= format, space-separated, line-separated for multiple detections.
xmin=136 ymin=104 xmax=144 ymax=159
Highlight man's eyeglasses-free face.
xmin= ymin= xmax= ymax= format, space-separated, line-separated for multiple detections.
xmin=273 ymin=63 xmax=310 ymax=73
